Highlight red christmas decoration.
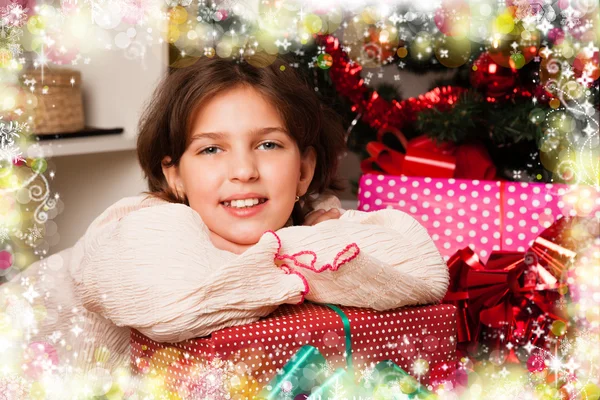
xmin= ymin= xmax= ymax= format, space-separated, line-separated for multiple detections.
xmin=443 ymin=216 xmax=579 ymax=359
xmin=318 ymin=35 xmax=552 ymax=179
xmin=471 ymin=52 xmax=518 ymax=100
xmin=319 ymin=34 xmax=466 ymax=132
xmin=319 ymin=35 xmax=540 ymax=131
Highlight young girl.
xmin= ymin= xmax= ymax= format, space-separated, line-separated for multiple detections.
xmin=12 ymin=53 xmax=449 ymax=373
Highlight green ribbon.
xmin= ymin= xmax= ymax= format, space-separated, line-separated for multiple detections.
xmin=323 ymin=303 xmax=353 ymax=371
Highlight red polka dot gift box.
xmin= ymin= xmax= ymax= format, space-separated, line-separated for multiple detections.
xmin=357 ymin=173 xmax=599 ymax=263
xmin=131 ymin=302 xmax=457 ymax=398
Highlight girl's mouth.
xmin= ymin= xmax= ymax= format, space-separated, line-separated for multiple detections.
xmin=220 ymin=198 xmax=268 ymax=209
xmin=220 ymin=198 xmax=269 ymax=218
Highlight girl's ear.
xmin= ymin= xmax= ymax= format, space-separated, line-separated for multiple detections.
xmin=162 ymin=156 xmax=184 ymax=197
xmin=297 ymin=146 xmax=317 ymax=197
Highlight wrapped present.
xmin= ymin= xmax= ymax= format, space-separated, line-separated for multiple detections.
xmin=357 ymin=173 xmax=599 ymax=262
xmin=131 ymin=302 xmax=457 ymax=398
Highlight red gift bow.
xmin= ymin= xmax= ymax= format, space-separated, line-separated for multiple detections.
xmin=443 ymin=247 xmax=527 ymax=344
xmin=362 ymin=131 xmax=497 ymax=180
xmin=442 ymin=218 xmax=576 ymax=352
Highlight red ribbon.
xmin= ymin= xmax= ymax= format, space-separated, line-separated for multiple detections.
xmin=442 ymin=217 xmax=577 ymax=354
xmin=363 ymin=133 xmax=496 ymax=180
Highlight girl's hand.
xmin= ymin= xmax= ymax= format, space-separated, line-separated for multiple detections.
xmin=303 ymin=208 xmax=342 ymax=226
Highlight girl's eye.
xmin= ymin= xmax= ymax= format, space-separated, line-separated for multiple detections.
xmin=258 ymin=141 xmax=281 ymax=150
xmin=199 ymin=146 xmax=222 ymax=155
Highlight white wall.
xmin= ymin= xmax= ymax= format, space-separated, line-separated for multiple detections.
xmin=50 ymin=150 xmax=146 ymax=252
xmin=47 ymin=44 xmax=166 ymax=253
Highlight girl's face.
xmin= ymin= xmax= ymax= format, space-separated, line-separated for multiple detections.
xmin=162 ymin=85 xmax=316 ymax=255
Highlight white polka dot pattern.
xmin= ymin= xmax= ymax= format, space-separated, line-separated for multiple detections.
xmin=357 ymin=174 xmax=599 ymax=263
xmin=131 ymin=303 xmax=457 ymax=398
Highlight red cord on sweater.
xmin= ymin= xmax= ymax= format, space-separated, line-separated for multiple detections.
xmin=263 ymin=230 xmax=361 ymax=304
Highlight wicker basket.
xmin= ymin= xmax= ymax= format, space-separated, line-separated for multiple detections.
xmin=22 ymin=68 xmax=85 ymax=135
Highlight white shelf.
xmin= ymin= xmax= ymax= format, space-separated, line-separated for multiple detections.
xmin=36 ymin=134 xmax=137 ymax=158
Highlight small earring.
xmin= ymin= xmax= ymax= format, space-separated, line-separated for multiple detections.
xmin=295 ymin=195 xmax=300 ymax=203
xmin=176 ymin=185 xmax=185 ymax=201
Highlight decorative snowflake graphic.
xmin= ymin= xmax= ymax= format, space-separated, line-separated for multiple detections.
xmin=0 ymin=374 xmax=30 ymax=400
xmin=0 ymin=2 xmax=29 ymax=26
xmin=0 ymin=119 xmax=26 ymax=163
xmin=27 ymin=225 xmax=43 ymax=242
xmin=327 ymin=376 xmax=347 ymax=400
xmin=358 ymin=362 xmax=377 ymax=389
xmin=319 ymin=359 xmax=336 ymax=377
xmin=0 ymin=25 xmax=23 ymax=54
xmin=560 ymin=6 xmax=580 ymax=30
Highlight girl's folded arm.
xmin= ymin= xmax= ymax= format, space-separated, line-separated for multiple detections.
xmin=275 ymin=208 xmax=450 ymax=311
xmin=69 ymin=204 xmax=307 ymax=343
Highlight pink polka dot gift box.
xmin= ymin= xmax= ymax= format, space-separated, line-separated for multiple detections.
xmin=131 ymin=302 xmax=457 ymax=398
xmin=357 ymin=173 xmax=598 ymax=263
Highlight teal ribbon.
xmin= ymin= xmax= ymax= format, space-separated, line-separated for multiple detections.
xmin=324 ymin=303 xmax=353 ymax=371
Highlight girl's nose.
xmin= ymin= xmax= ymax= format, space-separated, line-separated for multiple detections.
xmin=229 ymin=152 xmax=259 ymax=182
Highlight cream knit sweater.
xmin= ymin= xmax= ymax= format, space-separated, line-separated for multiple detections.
xmin=8 ymin=194 xmax=449 ymax=373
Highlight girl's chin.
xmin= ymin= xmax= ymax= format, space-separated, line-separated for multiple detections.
xmin=229 ymin=234 xmax=261 ymax=246
xmin=228 ymin=221 xmax=286 ymax=238
xmin=208 ymin=229 xmax=263 ymax=254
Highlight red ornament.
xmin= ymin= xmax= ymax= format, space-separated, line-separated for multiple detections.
xmin=471 ymin=52 xmax=517 ymax=99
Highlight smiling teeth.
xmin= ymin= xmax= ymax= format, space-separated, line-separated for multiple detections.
xmin=223 ymin=198 xmax=266 ymax=208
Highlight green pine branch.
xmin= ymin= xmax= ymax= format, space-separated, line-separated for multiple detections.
xmin=416 ymin=90 xmax=545 ymax=145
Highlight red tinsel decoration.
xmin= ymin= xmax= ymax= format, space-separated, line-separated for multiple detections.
xmin=319 ymin=35 xmax=466 ymax=132
xmin=318 ymin=35 xmax=544 ymax=132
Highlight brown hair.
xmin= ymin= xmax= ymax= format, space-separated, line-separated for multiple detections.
xmin=137 ymin=53 xmax=347 ymax=225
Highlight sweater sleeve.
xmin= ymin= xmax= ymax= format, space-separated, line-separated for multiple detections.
xmin=272 ymin=209 xmax=449 ymax=311
xmin=69 ymin=204 xmax=307 ymax=343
